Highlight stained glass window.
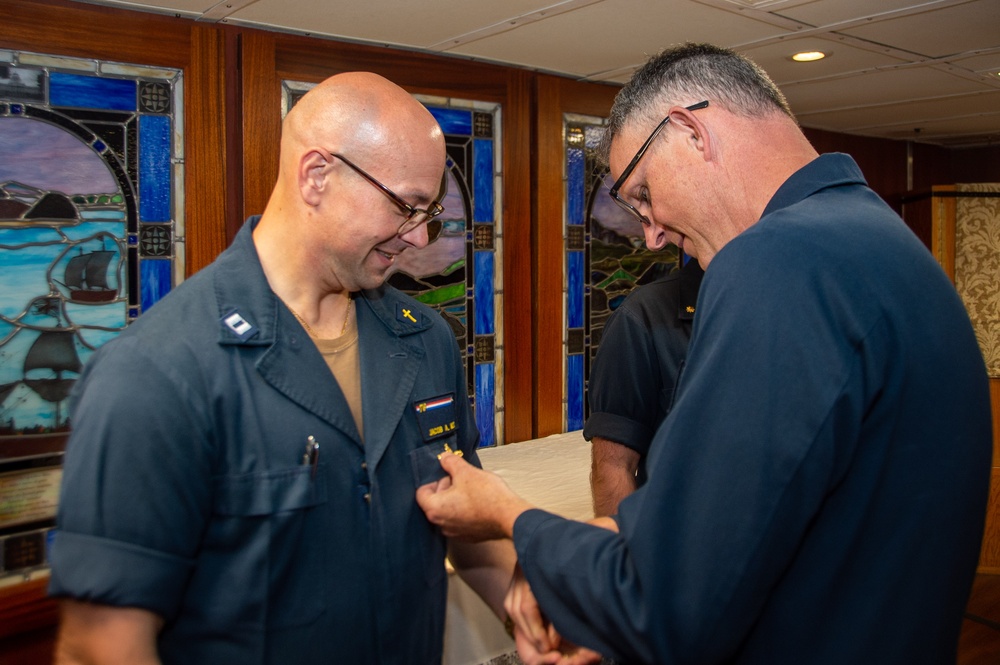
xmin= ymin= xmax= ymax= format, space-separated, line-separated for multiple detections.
xmin=0 ymin=50 xmax=182 ymax=581
xmin=563 ymin=115 xmax=681 ymax=431
xmin=283 ymin=83 xmax=504 ymax=447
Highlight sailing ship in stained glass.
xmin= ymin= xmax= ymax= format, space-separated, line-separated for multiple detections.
xmin=0 ymin=51 xmax=182 ymax=442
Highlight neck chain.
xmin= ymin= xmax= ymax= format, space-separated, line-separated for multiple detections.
xmin=286 ymin=295 xmax=353 ymax=338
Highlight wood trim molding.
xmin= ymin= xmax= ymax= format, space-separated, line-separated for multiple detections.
xmin=185 ymin=24 xmax=230 ymax=274
xmin=930 ymin=185 xmax=958 ymax=281
xmin=239 ymin=30 xmax=281 ymax=223
xmin=1 ymin=0 xmax=190 ymax=67
xmin=501 ymin=69 xmax=535 ymax=444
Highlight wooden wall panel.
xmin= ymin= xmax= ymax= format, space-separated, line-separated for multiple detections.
xmin=0 ymin=579 xmax=57 ymax=663
xmin=533 ymin=77 xmax=565 ymax=439
xmin=0 ymin=579 xmax=57 ymax=641
xmin=912 ymin=142 xmax=957 ymax=193
xmin=501 ymin=69 xmax=535 ymax=444
xmin=185 ymin=24 xmax=230 ymax=273
xmin=802 ymin=126 xmax=909 ymax=211
xmin=2 ymin=0 xmax=189 ymax=67
xmin=952 ymin=146 xmax=1000 ymax=184
xmin=239 ymin=30 xmax=280 ymax=222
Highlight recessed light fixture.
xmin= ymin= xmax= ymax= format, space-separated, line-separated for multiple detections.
xmin=792 ymin=51 xmax=827 ymax=62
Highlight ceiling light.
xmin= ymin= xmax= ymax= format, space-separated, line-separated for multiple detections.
xmin=792 ymin=51 xmax=827 ymax=62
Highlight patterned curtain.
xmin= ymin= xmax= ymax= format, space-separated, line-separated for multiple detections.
xmin=954 ymin=183 xmax=1000 ymax=378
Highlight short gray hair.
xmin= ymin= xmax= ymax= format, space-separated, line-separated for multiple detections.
xmin=599 ymin=43 xmax=794 ymax=164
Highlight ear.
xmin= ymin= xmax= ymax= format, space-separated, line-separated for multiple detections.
xmin=299 ymin=149 xmax=328 ymax=207
xmin=669 ymin=106 xmax=712 ymax=162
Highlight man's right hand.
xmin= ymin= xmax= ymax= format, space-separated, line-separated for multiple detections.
xmin=505 ymin=565 xmax=603 ymax=665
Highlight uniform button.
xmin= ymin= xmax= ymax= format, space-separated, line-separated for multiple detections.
xmin=363 ymin=492 xmax=371 ymax=503
xmin=361 ymin=461 xmax=367 ymax=470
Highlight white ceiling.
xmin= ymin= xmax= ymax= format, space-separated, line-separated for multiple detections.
xmin=79 ymin=0 xmax=1000 ymax=148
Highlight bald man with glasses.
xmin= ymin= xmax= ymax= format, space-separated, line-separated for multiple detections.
xmin=50 ymin=72 xmax=516 ymax=665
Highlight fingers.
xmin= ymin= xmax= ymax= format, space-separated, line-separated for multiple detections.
xmin=415 ymin=456 xmax=458 ymax=516
xmin=438 ymin=449 xmax=469 ymax=475
xmin=505 ymin=567 xmax=554 ymax=655
xmin=559 ymin=647 xmax=604 ymax=665
xmin=513 ymin=629 xmax=563 ymax=665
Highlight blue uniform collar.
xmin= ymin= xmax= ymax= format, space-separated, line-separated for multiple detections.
xmin=213 ymin=216 xmax=433 ymax=346
xmin=761 ymin=153 xmax=867 ymax=220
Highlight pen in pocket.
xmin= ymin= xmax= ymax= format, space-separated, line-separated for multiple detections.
xmin=302 ymin=435 xmax=319 ymax=478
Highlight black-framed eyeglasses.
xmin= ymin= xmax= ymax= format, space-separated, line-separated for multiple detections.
xmin=331 ymin=153 xmax=448 ymax=241
xmin=608 ymin=100 xmax=709 ymax=226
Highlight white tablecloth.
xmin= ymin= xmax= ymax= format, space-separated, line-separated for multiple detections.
xmin=442 ymin=430 xmax=593 ymax=665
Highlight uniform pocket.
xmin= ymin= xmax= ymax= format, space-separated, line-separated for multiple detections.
xmin=214 ymin=465 xmax=327 ymax=516
xmin=211 ymin=466 xmax=328 ymax=628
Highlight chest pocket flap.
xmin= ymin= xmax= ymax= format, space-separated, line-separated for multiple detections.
xmin=213 ymin=466 xmax=328 ymax=516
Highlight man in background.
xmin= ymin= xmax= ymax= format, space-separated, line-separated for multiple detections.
xmin=50 ymin=72 xmax=515 ymax=665
xmin=418 ymin=43 xmax=992 ymax=665
xmin=586 ymin=255 xmax=703 ymax=517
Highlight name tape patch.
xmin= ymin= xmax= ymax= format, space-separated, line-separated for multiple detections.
xmin=413 ymin=393 xmax=457 ymax=442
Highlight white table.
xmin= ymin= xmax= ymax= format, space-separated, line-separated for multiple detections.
xmin=442 ymin=430 xmax=593 ymax=665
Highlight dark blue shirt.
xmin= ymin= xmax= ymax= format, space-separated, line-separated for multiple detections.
xmin=514 ymin=154 xmax=992 ymax=664
xmin=585 ymin=258 xmax=703 ymax=485
xmin=50 ymin=217 xmax=478 ymax=665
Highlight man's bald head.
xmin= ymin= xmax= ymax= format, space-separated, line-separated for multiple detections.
xmin=280 ymin=72 xmax=444 ymax=178
xmin=256 ymin=72 xmax=448 ymax=295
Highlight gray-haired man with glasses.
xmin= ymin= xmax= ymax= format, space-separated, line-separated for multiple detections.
xmin=418 ymin=43 xmax=991 ymax=665
xmin=51 ymin=72 xmax=516 ymax=665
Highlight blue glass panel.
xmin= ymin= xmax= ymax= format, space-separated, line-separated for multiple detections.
xmin=567 ymin=147 xmax=584 ymax=225
xmin=50 ymin=72 xmax=136 ymax=111
xmin=567 ymin=251 xmax=584 ymax=328
xmin=139 ymin=115 xmax=171 ymax=222
xmin=427 ymin=107 xmax=472 ymax=135
xmin=567 ymin=354 xmax=584 ymax=430
xmin=140 ymin=259 xmax=172 ymax=311
xmin=474 ymin=251 xmax=494 ymax=335
xmin=473 ymin=139 xmax=493 ymax=222
xmin=475 ymin=363 xmax=495 ymax=447
xmin=45 ymin=528 xmax=58 ymax=563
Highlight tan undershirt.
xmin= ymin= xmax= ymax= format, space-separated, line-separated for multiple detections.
xmin=310 ymin=311 xmax=363 ymax=441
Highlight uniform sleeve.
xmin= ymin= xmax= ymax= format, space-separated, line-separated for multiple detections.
xmin=583 ymin=304 xmax=662 ymax=454
xmin=516 ymin=235 xmax=872 ymax=663
xmin=49 ymin=336 xmax=213 ymax=621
